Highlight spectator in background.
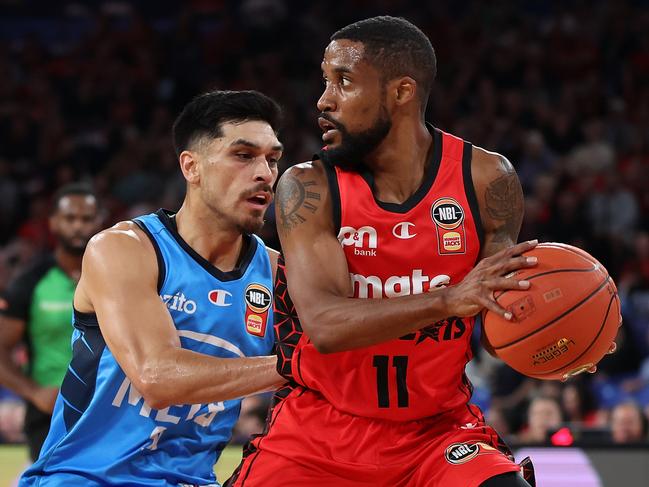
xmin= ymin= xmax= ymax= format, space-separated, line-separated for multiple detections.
xmin=610 ymin=401 xmax=647 ymax=444
xmin=567 ymin=120 xmax=615 ymax=176
xmin=486 ymin=405 xmax=513 ymax=443
xmin=516 ymin=130 xmax=556 ymax=194
xmin=518 ymin=396 xmax=563 ymax=444
xmin=0 ymin=183 xmax=101 ymax=460
xmin=231 ymin=394 xmax=272 ymax=445
xmin=560 ymin=379 xmax=601 ymax=427
xmin=587 ymin=170 xmax=639 ymax=243
xmin=0 ymin=396 xmax=25 ymax=444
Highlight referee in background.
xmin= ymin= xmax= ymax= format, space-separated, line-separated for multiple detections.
xmin=0 ymin=184 xmax=101 ymax=460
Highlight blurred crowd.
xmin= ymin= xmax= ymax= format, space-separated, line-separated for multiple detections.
xmin=1 ymin=0 xmax=649 ymax=447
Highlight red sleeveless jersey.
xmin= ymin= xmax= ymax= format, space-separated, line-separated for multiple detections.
xmin=275 ymin=128 xmax=484 ymax=421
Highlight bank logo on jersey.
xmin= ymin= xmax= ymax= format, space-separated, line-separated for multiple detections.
xmin=162 ymin=292 xmax=197 ymax=315
xmin=392 ymin=222 xmax=417 ymax=240
xmin=431 ymin=197 xmax=467 ymax=255
xmin=244 ymin=284 xmax=271 ymax=337
xmin=208 ymin=289 xmax=232 ymax=307
xmin=338 ymin=226 xmax=377 ymax=256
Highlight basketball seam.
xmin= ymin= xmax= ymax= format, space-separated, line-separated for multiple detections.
xmin=538 ymin=243 xmax=599 ymax=263
xmin=493 ymin=275 xmax=611 ymax=350
xmin=494 ymin=267 xmax=598 ymax=300
xmin=537 ymin=292 xmax=617 ymax=376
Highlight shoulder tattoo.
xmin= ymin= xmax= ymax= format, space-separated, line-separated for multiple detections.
xmin=277 ymin=169 xmax=322 ymax=232
xmin=484 ymin=161 xmax=524 ymax=242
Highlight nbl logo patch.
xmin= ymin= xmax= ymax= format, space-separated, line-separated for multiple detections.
xmin=431 ymin=198 xmax=464 ymax=229
xmin=444 ymin=442 xmax=499 ymax=465
xmin=431 ymin=197 xmax=467 ymax=256
xmin=245 ymin=284 xmax=271 ymax=313
xmin=444 ymin=443 xmax=479 ymax=465
xmin=244 ymin=284 xmax=271 ymax=337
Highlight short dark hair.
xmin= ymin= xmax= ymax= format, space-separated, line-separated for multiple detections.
xmin=331 ymin=16 xmax=437 ymax=108
xmin=172 ymin=90 xmax=283 ymax=157
xmin=52 ymin=183 xmax=98 ymax=213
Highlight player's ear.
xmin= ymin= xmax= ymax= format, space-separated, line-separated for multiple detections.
xmin=393 ymin=76 xmax=417 ymax=106
xmin=179 ymin=150 xmax=200 ymax=185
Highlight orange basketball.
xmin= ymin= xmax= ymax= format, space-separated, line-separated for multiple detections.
xmin=482 ymin=242 xmax=621 ymax=381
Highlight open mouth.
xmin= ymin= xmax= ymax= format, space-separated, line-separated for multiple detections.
xmin=246 ymin=192 xmax=271 ymax=208
xmin=318 ymin=117 xmax=339 ymax=142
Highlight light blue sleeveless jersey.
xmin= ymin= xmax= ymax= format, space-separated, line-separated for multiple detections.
xmin=21 ymin=209 xmax=275 ymax=486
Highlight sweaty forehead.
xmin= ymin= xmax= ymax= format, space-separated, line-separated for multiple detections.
xmin=322 ymin=39 xmax=367 ymax=71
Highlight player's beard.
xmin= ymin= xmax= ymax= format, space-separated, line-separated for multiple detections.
xmin=237 ymin=212 xmax=266 ymax=235
xmin=318 ymin=104 xmax=392 ymax=172
xmin=238 ymin=183 xmax=273 ymax=234
xmin=207 ymin=184 xmax=272 ymax=235
xmin=58 ymin=234 xmax=90 ymax=256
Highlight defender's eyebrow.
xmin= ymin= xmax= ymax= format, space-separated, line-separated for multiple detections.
xmin=230 ymin=138 xmax=283 ymax=152
xmin=333 ymin=66 xmax=353 ymax=75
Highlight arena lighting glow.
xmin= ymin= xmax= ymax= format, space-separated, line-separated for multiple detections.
xmin=550 ymin=426 xmax=575 ymax=446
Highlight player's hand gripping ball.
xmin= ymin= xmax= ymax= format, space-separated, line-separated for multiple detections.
xmin=482 ymin=242 xmax=621 ymax=381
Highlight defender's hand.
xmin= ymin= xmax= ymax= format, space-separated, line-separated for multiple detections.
xmin=445 ymin=240 xmax=539 ymax=319
xmin=29 ymin=386 xmax=59 ymax=414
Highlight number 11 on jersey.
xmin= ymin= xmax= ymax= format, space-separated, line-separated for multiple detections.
xmin=372 ymin=355 xmax=409 ymax=408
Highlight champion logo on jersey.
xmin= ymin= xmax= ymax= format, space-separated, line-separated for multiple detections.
xmin=392 ymin=222 xmax=417 ymax=240
xmin=208 ymin=289 xmax=232 ymax=307
xmin=244 ymin=284 xmax=271 ymax=337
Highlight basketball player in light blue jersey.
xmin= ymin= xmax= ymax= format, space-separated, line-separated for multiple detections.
xmin=20 ymin=90 xmax=286 ymax=486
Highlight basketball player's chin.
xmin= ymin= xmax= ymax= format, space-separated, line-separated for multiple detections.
xmin=239 ymin=215 xmax=265 ymax=235
xmin=323 ymin=136 xmax=346 ymax=153
xmin=322 ymin=130 xmax=340 ymax=148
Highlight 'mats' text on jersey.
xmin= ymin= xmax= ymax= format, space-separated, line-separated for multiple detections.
xmin=351 ymin=270 xmax=450 ymax=298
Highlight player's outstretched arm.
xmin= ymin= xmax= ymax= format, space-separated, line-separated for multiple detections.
xmin=75 ymin=222 xmax=283 ymax=409
xmin=276 ymin=161 xmax=537 ymax=354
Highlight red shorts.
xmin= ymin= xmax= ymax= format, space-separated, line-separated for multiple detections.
xmin=227 ymin=386 xmax=521 ymax=487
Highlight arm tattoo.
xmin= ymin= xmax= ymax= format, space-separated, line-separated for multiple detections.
xmin=485 ymin=168 xmax=524 ymax=243
xmin=277 ymin=171 xmax=321 ymax=232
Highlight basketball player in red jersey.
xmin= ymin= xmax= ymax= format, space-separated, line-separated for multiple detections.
xmin=228 ymin=16 xmax=568 ymax=487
